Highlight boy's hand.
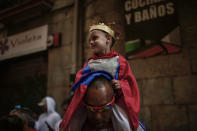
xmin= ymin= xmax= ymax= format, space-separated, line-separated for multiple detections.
xmin=112 ymin=79 xmax=121 ymax=89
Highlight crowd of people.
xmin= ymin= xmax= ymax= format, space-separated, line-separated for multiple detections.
xmin=0 ymin=23 xmax=146 ymax=131
xmin=0 ymin=96 xmax=70 ymax=131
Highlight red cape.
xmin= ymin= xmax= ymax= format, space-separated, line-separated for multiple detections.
xmin=60 ymin=51 xmax=140 ymax=130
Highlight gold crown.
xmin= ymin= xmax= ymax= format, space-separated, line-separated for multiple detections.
xmin=89 ymin=23 xmax=115 ymax=39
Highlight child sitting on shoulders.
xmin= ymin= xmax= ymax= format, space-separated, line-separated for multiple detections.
xmin=74 ymin=23 xmax=140 ymax=130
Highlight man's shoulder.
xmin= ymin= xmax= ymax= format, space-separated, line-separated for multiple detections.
xmin=47 ymin=112 xmax=61 ymax=123
xmin=50 ymin=111 xmax=61 ymax=117
xmin=38 ymin=112 xmax=47 ymax=119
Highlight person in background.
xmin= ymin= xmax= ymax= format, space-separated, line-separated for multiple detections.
xmin=36 ymin=96 xmax=61 ymax=131
xmin=0 ymin=115 xmax=24 ymax=131
xmin=10 ymin=107 xmax=36 ymax=131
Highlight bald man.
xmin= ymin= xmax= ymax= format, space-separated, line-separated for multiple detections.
xmin=60 ymin=71 xmax=145 ymax=131
xmin=83 ymin=76 xmax=114 ymax=130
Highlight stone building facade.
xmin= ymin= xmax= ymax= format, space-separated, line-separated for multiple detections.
xmin=0 ymin=0 xmax=196 ymax=131
xmin=82 ymin=1 xmax=197 ymax=131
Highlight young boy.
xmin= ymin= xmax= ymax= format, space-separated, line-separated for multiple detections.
xmin=74 ymin=23 xmax=140 ymax=130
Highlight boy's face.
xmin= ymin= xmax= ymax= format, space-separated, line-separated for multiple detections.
xmin=88 ymin=30 xmax=111 ymax=56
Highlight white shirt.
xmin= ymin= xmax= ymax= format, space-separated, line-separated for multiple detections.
xmin=36 ymin=97 xmax=61 ymax=131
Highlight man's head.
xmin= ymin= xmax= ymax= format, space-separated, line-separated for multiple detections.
xmin=0 ymin=115 xmax=24 ymax=131
xmin=10 ymin=107 xmax=35 ymax=130
xmin=88 ymin=23 xmax=115 ymax=56
xmin=38 ymin=96 xmax=57 ymax=114
xmin=84 ymin=76 xmax=114 ymax=129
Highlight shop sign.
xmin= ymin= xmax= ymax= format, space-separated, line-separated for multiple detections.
xmin=124 ymin=0 xmax=181 ymax=59
xmin=0 ymin=25 xmax=48 ymax=61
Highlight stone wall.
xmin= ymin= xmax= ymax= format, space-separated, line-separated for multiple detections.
xmin=83 ymin=0 xmax=197 ymax=131
xmin=0 ymin=0 xmax=75 ymax=116
xmin=46 ymin=0 xmax=74 ymax=115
